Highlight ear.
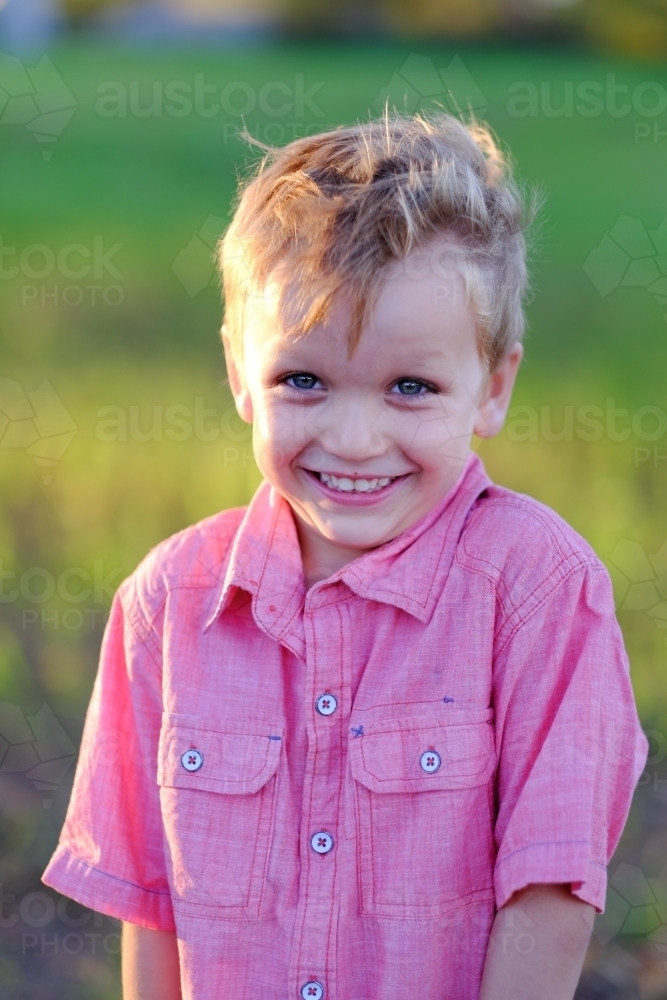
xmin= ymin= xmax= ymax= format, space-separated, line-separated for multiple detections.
xmin=221 ymin=325 xmax=254 ymax=424
xmin=473 ymin=343 xmax=523 ymax=439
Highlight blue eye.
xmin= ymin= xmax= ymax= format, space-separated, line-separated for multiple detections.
xmin=393 ymin=379 xmax=433 ymax=397
xmin=284 ymin=373 xmax=320 ymax=390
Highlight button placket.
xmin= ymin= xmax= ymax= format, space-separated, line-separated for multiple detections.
xmin=291 ymin=602 xmax=345 ymax=1000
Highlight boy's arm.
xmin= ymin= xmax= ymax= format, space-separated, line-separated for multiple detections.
xmin=479 ymin=883 xmax=595 ymax=1000
xmin=122 ymin=922 xmax=182 ymax=1000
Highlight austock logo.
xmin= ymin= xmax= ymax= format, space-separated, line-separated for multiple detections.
xmin=0 ymin=376 xmax=76 ymax=483
xmin=374 ymin=53 xmax=488 ymax=119
xmin=0 ymin=52 xmax=76 ymax=159
xmin=595 ymin=863 xmax=667 ymax=970
xmin=171 ymin=215 xmax=225 ymax=297
xmin=0 ymin=701 xmax=76 ymax=809
xmin=609 ymin=538 xmax=667 ymax=645
xmin=584 ymin=214 xmax=667 ymax=320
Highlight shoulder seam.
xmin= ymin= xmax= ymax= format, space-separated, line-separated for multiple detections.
xmin=457 ymin=490 xmax=606 ymax=640
xmin=463 ymin=491 xmax=596 ymax=571
xmin=118 ymin=578 xmax=165 ymax=669
xmin=495 ymin=560 xmax=608 ymax=658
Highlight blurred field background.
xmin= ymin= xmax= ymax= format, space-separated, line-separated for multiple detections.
xmin=1 ymin=0 xmax=667 ymax=995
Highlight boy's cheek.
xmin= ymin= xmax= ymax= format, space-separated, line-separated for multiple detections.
xmin=406 ymin=433 xmax=476 ymax=485
xmin=250 ymin=426 xmax=305 ymax=480
xmin=406 ymin=409 xmax=472 ymax=455
xmin=253 ymin=402 xmax=312 ymax=449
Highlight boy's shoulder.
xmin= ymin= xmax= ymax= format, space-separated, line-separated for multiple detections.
xmin=458 ymin=481 xmax=609 ymax=594
xmin=118 ymin=504 xmax=249 ymax=613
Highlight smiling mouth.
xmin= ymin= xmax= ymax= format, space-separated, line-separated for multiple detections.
xmin=307 ymin=470 xmax=400 ymax=493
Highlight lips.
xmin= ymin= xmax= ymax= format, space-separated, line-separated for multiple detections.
xmin=302 ymin=468 xmax=409 ymax=505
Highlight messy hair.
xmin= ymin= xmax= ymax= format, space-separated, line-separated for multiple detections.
xmin=217 ymin=110 xmax=539 ymax=373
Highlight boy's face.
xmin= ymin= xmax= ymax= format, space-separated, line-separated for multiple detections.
xmin=224 ymin=247 xmax=521 ymax=582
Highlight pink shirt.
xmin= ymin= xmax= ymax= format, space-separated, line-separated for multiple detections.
xmin=42 ymin=453 xmax=648 ymax=1000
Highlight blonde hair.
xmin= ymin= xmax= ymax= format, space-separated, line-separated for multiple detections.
xmin=218 ymin=110 xmax=538 ymax=372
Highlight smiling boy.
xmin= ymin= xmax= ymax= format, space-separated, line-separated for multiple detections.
xmin=230 ymin=252 xmax=521 ymax=587
xmin=43 ymin=112 xmax=648 ymax=1000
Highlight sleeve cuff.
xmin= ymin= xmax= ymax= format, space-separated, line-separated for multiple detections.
xmin=42 ymin=847 xmax=176 ymax=932
xmin=494 ymin=840 xmax=607 ymax=912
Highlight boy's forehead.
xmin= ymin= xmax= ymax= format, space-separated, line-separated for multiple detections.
xmin=245 ymin=272 xmax=307 ymax=332
xmin=243 ymin=299 xmax=347 ymax=363
xmin=244 ymin=309 xmax=476 ymax=383
xmin=244 ymin=274 xmax=351 ymax=354
xmin=242 ymin=248 xmax=478 ymax=366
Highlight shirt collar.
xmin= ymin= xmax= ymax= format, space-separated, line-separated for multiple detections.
xmin=335 ymin=452 xmax=491 ymax=621
xmin=204 ymin=452 xmax=491 ymax=653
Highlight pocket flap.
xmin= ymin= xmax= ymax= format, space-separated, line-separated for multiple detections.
xmin=349 ymin=708 xmax=495 ymax=794
xmin=158 ymin=717 xmax=284 ymax=795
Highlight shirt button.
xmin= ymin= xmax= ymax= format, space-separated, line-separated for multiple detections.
xmin=181 ymin=749 xmax=204 ymax=772
xmin=315 ymin=692 xmax=337 ymax=716
xmin=420 ymin=750 xmax=441 ymax=773
xmin=310 ymin=831 xmax=334 ymax=854
xmin=300 ymin=981 xmax=324 ymax=999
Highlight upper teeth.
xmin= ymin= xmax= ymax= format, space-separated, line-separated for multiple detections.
xmin=318 ymin=472 xmax=394 ymax=492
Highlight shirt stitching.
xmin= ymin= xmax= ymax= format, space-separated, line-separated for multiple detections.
xmin=297 ymin=615 xmax=320 ymax=982
xmin=357 ymin=697 xmax=451 ymax=710
xmin=495 ymin=562 xmax=608 ymax=658
xmin=457 ymin=545 xmax=585 ymax=621
xmin=325 ymin=605 xmax=346 ymax=988
xmin=358 ymin=741 xmax=492 ymax=783
xmin=306 ymin=593 xmax=356 ymax=613
xmin=60 ymin=849 xmax=172 ymax=895
xmin=343 ymin=520 xmax=452 ymax=611
xmin=343 ymin=479 xmax=484 ymax=612
xmin=255 ymin=498 xmax=303 ymax=627
xmin=495 ymin=841 xmax=605 ymax=869
xmin=120 ymin=584 xmax=165 ymax=670
xmin=253 ymin=766 xmax=275 ymax=915
xmin=464 ymin=493 xmax=589 ymax=567
xmin=497 ymin=554 xmax=587 ymax=626
xmin=495 ymin=558 xmax=580 ymax=645
xmin=459 ymin=494 xmax=596 ymax=619
xmin=365 ymin=886 xmax=497 ymax=912
xmin=337 ymin=470 xmax=488 ymax=610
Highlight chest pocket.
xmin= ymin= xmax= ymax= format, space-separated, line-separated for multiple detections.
xmin=157 ymin=716 xmax=283 ymax=918
xmin=349 ymin=707 xmax=496 ymax=919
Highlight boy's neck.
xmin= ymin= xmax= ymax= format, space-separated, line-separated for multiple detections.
xmin=294 ymin=516 xmax=373 ymax=590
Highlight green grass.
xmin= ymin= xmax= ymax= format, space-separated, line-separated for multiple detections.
xmin=1 ymin=40 xmax=666 ymax=996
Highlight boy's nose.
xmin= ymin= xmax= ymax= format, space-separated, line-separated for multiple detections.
xmin=316 ymin=398 xmax=387 ymax=461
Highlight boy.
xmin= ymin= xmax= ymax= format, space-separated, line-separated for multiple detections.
xmin=43 ymin=112 xmax=648 ymax=1000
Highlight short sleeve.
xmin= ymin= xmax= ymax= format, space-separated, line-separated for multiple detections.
xmin=41 ymin=578 xmax=175 ymax=931
xmin=492 ymin=562 xmax=648 ymax=913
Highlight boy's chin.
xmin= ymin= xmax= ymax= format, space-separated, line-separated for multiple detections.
xmin=311 ymin=517 xmax=405 ymax=553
